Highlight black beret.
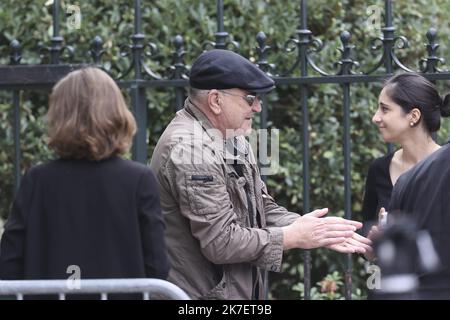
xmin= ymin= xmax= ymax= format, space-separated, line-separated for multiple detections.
xmin=189 ymin=49 xmax=275 ymax=93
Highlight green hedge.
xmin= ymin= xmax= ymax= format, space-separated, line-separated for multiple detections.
xmin=1 ymin=0 xmax=450 ymax=299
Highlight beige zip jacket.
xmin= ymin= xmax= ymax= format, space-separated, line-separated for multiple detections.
xmin=150 ymin=99 xmax=299 ymax=299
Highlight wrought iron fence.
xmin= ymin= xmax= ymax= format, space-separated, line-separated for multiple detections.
xmin=1 ymin=0 xmax=450 ymax=300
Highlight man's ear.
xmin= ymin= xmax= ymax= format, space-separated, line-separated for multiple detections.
xmin=207 ymin=89 xmax=222 ymax=115
xmin=409 ymin=107 xmax=422 ymax=125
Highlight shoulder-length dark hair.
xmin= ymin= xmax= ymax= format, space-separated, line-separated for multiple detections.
xmin=47 ymin=67 xmax=137 ymax=161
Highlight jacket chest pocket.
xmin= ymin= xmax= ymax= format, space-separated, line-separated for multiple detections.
xmin=226 ymin=175 xmax=248 ymax=223
xmin=185 ymin=173 xmax=226 ymax=215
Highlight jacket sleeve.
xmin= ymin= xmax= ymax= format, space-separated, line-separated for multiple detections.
xmin=165 ymin=142 xmax=285 ymax=272
xmin=260 ymin=179 xmax=299 ymax=227
xmin=137 ymin=169 xmax=170 ymax=279
xmin=0 ymin=172 xmax=31 ymax=279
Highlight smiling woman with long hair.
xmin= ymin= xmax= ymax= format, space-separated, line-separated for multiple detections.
xmin=362 ymin=73 xmax=450 ymax=299
xmin=362 ymin=73 xmax=450 ymax=229
xmin=0 ymin=67 xmax=169 ymax=289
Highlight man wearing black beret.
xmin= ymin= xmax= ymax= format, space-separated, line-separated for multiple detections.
xmin=150 ymin=49 xmax=371 ymax=299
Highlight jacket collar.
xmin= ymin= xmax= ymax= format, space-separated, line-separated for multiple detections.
xmin=184 ymin=98 xmax=215 ymax=132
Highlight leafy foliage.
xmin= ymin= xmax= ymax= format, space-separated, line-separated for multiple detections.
xmin=1 ymin=0 xmax=450 ymax=299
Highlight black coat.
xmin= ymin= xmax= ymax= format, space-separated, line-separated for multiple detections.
xmin=389 ymin=144 xmax=450 ymax=298
xmin=0 ymin=157 xmax=169 ymax=281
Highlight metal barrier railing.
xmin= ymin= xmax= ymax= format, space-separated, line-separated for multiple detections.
xmin=0 ymin=278 xmax=190 ymax=300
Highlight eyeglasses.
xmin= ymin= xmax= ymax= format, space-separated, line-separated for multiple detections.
xmin=218 ymin=90 xmax=260 ymax=107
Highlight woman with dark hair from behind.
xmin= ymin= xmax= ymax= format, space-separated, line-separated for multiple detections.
xmin=362 ymin=73 xmax=450 ymax=235
xmin=0 ymin=67 xmax=169 ymax=297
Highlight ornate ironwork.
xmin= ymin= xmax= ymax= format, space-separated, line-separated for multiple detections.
xmin=141 ymin=41 xmax=162 ymax=79
xmin=334 ymin=31 xmax=359 ymax=75
xmin=420 ymin=28 xmax=447 ymax=73
xmin=255 ymin=32 xmax=275 ymax=76
xmin=89 ymin=36 xmax=105 ymax=65
xmin=202 ymin=0 xmax=239 ymax=52
xmin=3 ymin=0 xmax=449 ymax=81
xmin=364 ymin=0 xmax=414 ymax=74
xmin=280 ymin=21 xmax=329 ymax=76
xmin=38 ymin=38 xmax=75 ymax=65
xmin=9 ymin=40 xmax=22 ymax=65
xmin=38 ymin=0 xmax=74 ymax=64
xmin=167 ymin=35 xmax=188 ymax=80
xmin=118 ymin=35 xmax=161 ymax=80
xmin=203 ymin=35 xmax=240 ymax=52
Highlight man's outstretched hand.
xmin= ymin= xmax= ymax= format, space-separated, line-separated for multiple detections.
xmin=282 ymin=208 xmax=371 ymax=253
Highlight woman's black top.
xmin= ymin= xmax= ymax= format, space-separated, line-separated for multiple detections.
xmin=362 ymin=152 xmax=394 ymax=228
